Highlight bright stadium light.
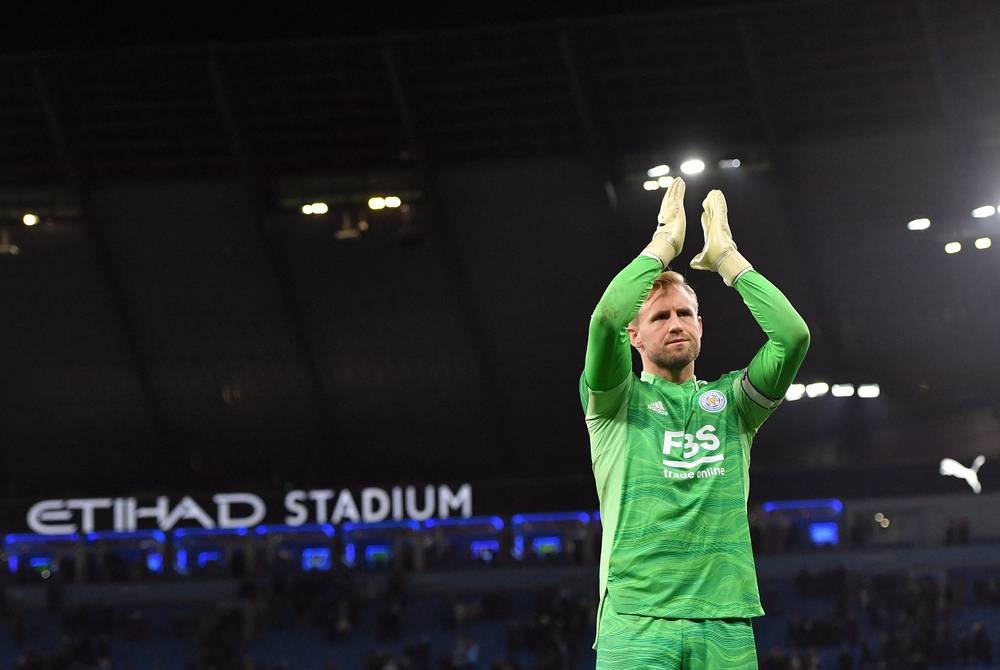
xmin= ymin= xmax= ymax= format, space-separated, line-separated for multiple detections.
xmin=643 ymin=180 xmax=660 ymax=191
xmin=22 ymin=213 xmax=39 ymax=226
xmin=907 ymin=218 xmax=930 ymax=231
xmin=832 ymin=384 xmax=855 ymax=397
xmin=680 ymin=159 xmax=705 ymax=175
xmin=858 ymin=384 xmax=880 ymax=398
xmin=784 ymin=383 xmax=806 ymax=401
xmin=311 ymin=202 xmax=329 ymax=214
xmin=647 ymin=164 xmax=670 ymax=178
xmin=805 ymin=382 xmax=829 ymax=398
xmin=301 ymin=204 xmax=313 ymax=215
xmin=975 ymin=237 xmax=992 ymax=250
xmin=971 ymin=205 xmax=996 ymax=218
xmin=944 ymin=242 xmax=961 ymax=254
xmin=368 ymin=197 xmax=386 ymax=210
xmin=657 ymin=176 xmax=674 ymax=188
xmin=718 ymin=159 xmax=741 ymax=169
xmin=384 ymin=196 xmax=402 ymax=208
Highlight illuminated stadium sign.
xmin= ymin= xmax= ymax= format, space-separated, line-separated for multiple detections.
xmin=25 ymin=484 xmax=472 ymax=535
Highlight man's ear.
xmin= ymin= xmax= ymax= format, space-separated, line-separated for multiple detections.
xmin=627 ymin=325 xmax=642 ymax=349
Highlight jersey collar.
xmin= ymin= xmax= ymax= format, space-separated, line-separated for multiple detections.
xmin=640 ymin=370 xmax=701 ymax=389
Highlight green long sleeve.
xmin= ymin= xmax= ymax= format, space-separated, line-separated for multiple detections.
xmin=733 ymin=270 xmax=810 ymax=430
xmin=584 ymin=255 xmax=664 ymax=392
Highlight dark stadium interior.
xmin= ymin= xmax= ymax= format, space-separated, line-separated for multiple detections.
xmin=0 ymin=1 xmax=999 ymax=668
xmin=2 ymin=0 xmax=998 ymax=504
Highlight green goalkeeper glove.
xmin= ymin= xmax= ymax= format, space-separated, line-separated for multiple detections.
xmin=689 ymin=189 xmax=753 ymax=286
xmin=641 ymin=177 xmax=686 ymax=268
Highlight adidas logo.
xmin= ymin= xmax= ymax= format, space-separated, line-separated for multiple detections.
xmin=647 ymin=401 xmax=669 ymax=416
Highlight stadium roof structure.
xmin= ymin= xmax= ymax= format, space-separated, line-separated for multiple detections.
xmin=0 ymin=0 xmax=997 ymax=503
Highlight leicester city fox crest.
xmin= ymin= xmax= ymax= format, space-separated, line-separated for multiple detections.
xmin=699 ymin=390 xmax=727 ymax=412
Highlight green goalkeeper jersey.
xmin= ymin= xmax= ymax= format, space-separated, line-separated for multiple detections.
xmin=581 ymin=256 xmax=809 ymax=622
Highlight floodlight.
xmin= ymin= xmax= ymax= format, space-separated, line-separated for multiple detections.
xmin=805 ymin=382 xmax=829 ymax=398
xmin=680 ymin=159 xmax=705 ymax=175
xmin=857 ymin=384 xmax=880 ymax=398
xmin=784 ymin=384 xmax=805 ymax=401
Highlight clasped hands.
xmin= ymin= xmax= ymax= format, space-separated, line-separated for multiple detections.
xmin=642 ymin=177 xmax=752 ymax=287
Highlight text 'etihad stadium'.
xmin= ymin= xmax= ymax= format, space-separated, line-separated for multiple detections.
xmin=25 ymin=484 xmax=473 ymax=535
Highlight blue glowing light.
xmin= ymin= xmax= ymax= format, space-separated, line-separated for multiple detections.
xmin=511 ymin=512 xmax=590 ymax=526
xmin=146 ymin=553 xmax=164 ymax=573
xmin=762 ymin=499 xmax=843 ymax=515
xmin=470 ymin=540 xmax=499 ymax=559
xmin=364 ymin=544 xmax=392 ymax=566
xmin=342 ymin=520 xmax=420 ymax=533
xmin=175 ymin=549 xmax=188 ymax=573
xmin=196 ymin=551 xmax=223 ymax=568
xmin=531 ymin=536 xmax=562 ymax=556
xmin=255 ymin=524 xmax=335 ymax=537
xmin=344 ymin=544 xmax=356 ymax=567
xmin=29 ymin=556 xmax=52 ymax=570
xmin=86 ymin=530 xmax=167 ymax=544
xmin=301 ymin=547 xmax=332 ymax=571
xmin=808 ymin=522 xmax=839 ymax=546
xmin=423 ymin=516 xmax=503 ymax=531
xmin=173 ymin=527 xmax=249 ymax=540
xmin=4 ymin=533 xmax=80 ymax=546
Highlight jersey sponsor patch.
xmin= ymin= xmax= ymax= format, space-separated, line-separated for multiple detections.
xmin=661 ymin=425 xmax=727 ymax=479
xmin=699 ymin=390 xmax=727 ymax=412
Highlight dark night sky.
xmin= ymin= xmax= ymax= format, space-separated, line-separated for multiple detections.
xmin=3 ymin=1 xmax=754 ymax=55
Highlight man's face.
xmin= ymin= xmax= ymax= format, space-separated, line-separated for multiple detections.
xmin=628 ymin=285 xmax=703 ymax=373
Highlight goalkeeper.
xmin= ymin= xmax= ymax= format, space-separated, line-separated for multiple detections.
xmin=580 ymin=177 xmax=809 ymax=669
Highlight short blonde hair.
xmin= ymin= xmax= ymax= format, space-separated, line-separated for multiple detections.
xmin=630 ymin=271 xmax=699 ymax=328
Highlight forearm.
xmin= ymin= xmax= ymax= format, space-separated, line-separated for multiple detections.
xmin=584 ymin=255 xmax=663 ymax=391
xmin=735 ymin=271 xmax=810 ymax=399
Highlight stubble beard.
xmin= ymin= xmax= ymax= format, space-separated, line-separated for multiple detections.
xmin=649 ymin=340 xmax=700 ymax=373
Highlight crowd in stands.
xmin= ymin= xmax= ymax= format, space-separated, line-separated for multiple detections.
xmin=0 ymin=507 xmax=995 ymax=668
xmin=0 ymin=556 xmax=599 ymax=669
xmin=0 ymin=557 xmax=996 ymax=669
xmin=758 ymin=566 xmax=995 ymax=669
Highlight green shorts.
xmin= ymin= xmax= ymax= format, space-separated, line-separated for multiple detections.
xmin=595 ymin=598 xmax=758 ymax=670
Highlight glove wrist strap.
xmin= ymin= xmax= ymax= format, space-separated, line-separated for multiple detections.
xmin=717 ymin=250 xmax=752 ymax=286
xmin=642 ymin=236 xmax=678 ymax=269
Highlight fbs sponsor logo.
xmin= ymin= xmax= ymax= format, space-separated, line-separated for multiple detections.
xmin=647 ymin=401 xmax=669 ymax=416
xmin=699 ymin=390 xmax=727 ymax=412
xmin=661 ymin=425 xmax=726 ymax=480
